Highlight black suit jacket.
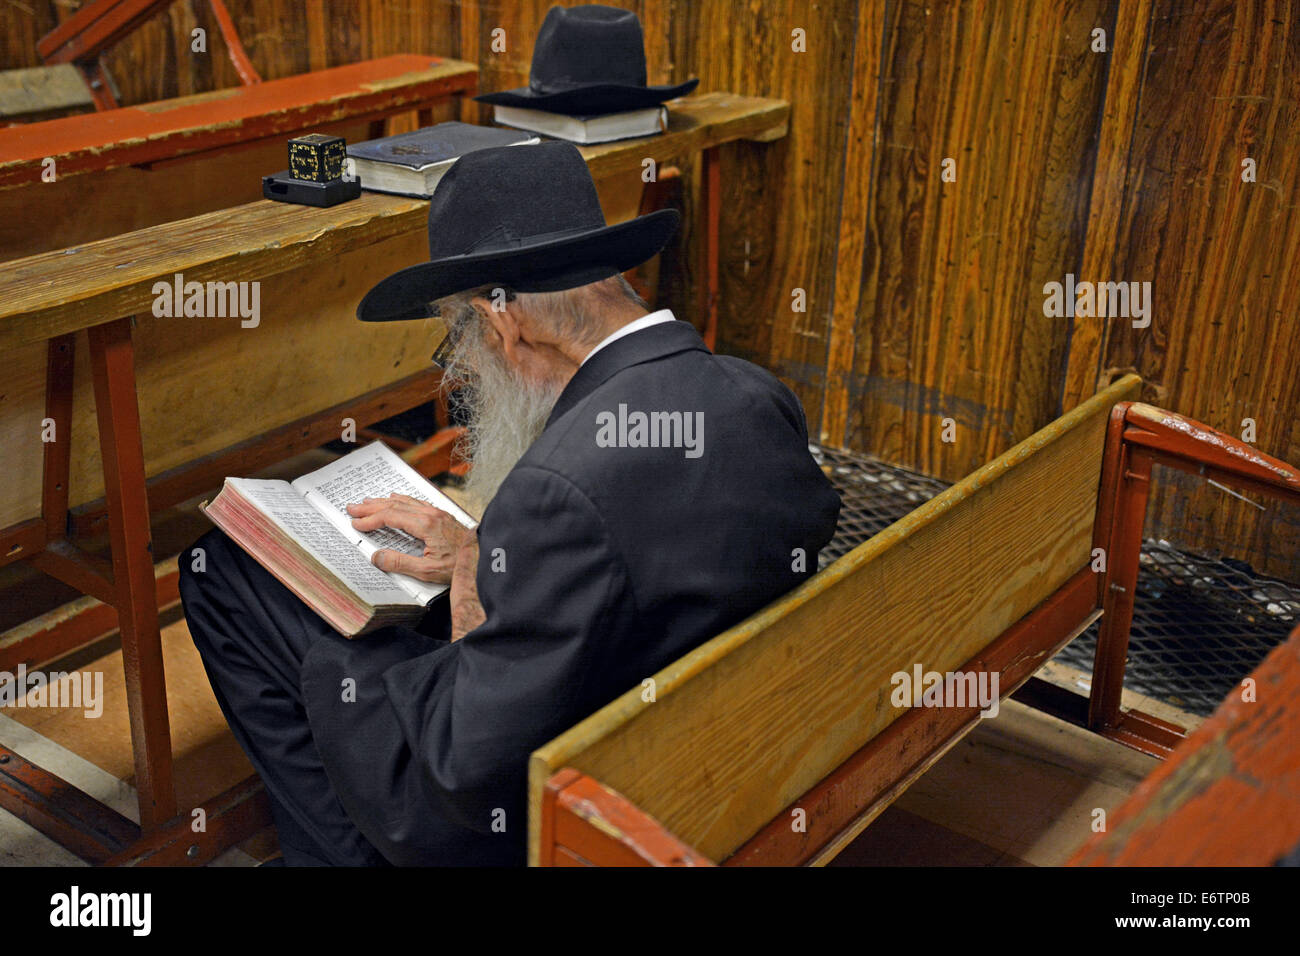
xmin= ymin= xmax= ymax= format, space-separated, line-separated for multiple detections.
xmin=301 ymin=320 xmax=840 ymax=863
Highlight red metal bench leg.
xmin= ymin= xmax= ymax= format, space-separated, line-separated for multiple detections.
xmin=77 ymin=60 xmax=118 ymax=111
xmin=87 ymin=317 xmax=177 ymax=830
xmin=1089 ymin=442 xmax=1152 ymax=733
xmin=1083 ymin=400 xmax=1300 ymax=758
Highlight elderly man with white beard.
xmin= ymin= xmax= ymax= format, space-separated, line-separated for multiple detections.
xmin=179 ymin=142 xmax=841 ymax=866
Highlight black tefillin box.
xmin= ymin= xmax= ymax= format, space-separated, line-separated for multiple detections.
xmin=262 ymin=133 xmax=361 ymax=208
xmin=289 ymin=132 xmax=346 ymax=181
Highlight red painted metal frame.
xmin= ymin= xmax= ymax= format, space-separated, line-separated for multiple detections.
xmin=0 ymin=567 xmax=180 ymax=675
xmin=1087 ymin=402 xmax=1300 ymax=746
xmin=103 ymin=775 xmax=272 ymax=866
xmin=206 ymin=0 xmax=262 ymax=86
xmin=1070 ymin=622 xmax=1300 ymax=866
xmin=38 ymin=0 xmax=172 ymax=65
xmin=38 ymin=0 xmax=165 ymax=112
xmin=401 ymin=427 xmax=470 ymax=479
xmin=73 ymin=60 xmax=120 ymax=112
xmin=540 ymin=769 xmax=715 ymax=867
xmin=0 ymin=743 xmax=140 ymax=864
xmin=1012 ymin=675 xmax=1186 ymax=759
xmin=86 ymin=317 xmax=177 ymax=829
xmin=538 ymin=400 xmax=1300 ymax=866
xmin=0 ymin=312 xmax=273 ymax=861
xmin=39 ymin=0 xmax=261 ymax=109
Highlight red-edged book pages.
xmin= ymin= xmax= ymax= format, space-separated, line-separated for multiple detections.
xmin=201 ymin=441 xmax=476 ymax=637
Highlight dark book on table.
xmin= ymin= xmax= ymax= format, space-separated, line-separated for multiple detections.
xmin=346 ymin=121 xmax=539 ymax=198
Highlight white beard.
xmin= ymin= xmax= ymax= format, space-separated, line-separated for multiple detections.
xmin=444 ymin=331 xmax=565 ymax=511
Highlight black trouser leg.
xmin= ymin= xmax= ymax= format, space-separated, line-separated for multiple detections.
xmin=178 ymin=527 xmax=391 ymax=866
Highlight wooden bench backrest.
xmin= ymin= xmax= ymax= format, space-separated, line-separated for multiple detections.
xmin=528 ymin=374 xmax=1142 ymax=864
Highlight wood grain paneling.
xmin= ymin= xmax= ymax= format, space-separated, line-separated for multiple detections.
xmin=667 ymin=0 xmax=859 ymax=429
xmin=1086 ymin=0 xmax=1300 ymax=579
xmin=834 ymin=0 xmax=1116 ymax=482
xmin=820 ymin=0 xmax=886 ymax=447
xmin=1060 ymin=0 xmax=1154 ymax=411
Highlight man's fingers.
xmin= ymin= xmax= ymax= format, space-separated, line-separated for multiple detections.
xmin=349 ymin=505 xmax=404 ymax=532
xmin=350 ymin=498 xmax=461 ymax=543
xmin=345 ymin=494 xmax=424 ymax=515
xmin=351 ymin=506 xmax=432 ymax=538
xmin=370 ymin=549 xmax=451 ymax=583
xmin=345 ymin=497 xmax=395 ymax=517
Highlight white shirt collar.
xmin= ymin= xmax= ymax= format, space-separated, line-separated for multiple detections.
xmin=580 ymin=309 xmax=677 ymax=366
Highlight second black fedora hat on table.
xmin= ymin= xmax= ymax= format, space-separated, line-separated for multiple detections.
xmin=473 ymin=4 xmax=699 ymax=117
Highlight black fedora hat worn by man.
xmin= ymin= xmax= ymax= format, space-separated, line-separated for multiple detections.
xmin=357 ymin=139 xmax=678 ymax=323
xmin=474 ymin=4 xmax=698 ymax=116
xmin=179 ymin=138 xmax=840 ymax=866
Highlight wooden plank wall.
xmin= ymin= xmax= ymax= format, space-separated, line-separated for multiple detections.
xmin=1064 ymin=0 xmax=1300 ymax=581
xmin=3 ymin=0 xmax=1297 ymax=579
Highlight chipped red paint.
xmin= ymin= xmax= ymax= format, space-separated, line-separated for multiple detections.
xmin=543 ymin=771 xmax=716 ymax=867
xmin=1071 ymin=623 xmax=1300 ymax=866
xmin=1125 ymin=402 xmax=1300 ymax=490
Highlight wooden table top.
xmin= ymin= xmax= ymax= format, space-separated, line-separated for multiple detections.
xmin=0 ymin=91 xmax=789 ymax=352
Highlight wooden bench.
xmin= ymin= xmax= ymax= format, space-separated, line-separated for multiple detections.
xmin=528 ymin=377 xmax=1300 ymax=866
xmin=0 ymin=53 xmax=478 ymax=261
xmin=0 ymin=92 xmax=790 ymax=864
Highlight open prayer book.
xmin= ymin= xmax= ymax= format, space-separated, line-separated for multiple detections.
xmin=200 ymin=442 xmax=476 ymax=638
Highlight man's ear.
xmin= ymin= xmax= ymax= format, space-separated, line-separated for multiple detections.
xmin=471 ymin=294 xmax=521 ymax=361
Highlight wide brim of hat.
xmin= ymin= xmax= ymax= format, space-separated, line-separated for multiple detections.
xmin=473 ymin=78 xmax=699 ymax=116
xmin=356 ymin=208 xmax=679 ymax=323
